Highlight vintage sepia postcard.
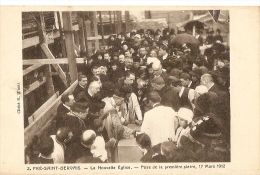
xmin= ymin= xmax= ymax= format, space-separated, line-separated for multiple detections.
xmin=0 ymin=5 xmax=259 ymax=175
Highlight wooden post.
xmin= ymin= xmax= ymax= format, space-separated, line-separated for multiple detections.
xmin=78 ymin=17 xmax=86 ymax=52
xmin=109 ymin=11 xmax=113 ymax=33
xmin=114 ymin=11 xmax=117 ymax=35
xmin=84 ymin=20 xmax=92 ymax=56
xmin=44 ymin=65 xmax=55 ymax=98
xmin=83 ymin=19 xmax=89 ymax=57
xmin=92 ymin=11 xmax=99 ymax=50
xmin=116 ymin=11 xmax=122 ymax=34
xmin=98 ymin=11 xmax=105 ymax=46
xmin=39 ymin=12 xmax=55 ymax=97
xmin=145 ymin=11 xmax=151 ymax=19
xmin=62 ymin=11 xmax=78 ymax=83
xmin=125 ymin=11 xmax=130 ymax=33
xmin=167 ymin=12 xmax=170 ymax=30
xmin=74 ymin=31 xmax=80 ymax=48
xmin=57 ymin=11 xmax=67 ymax=57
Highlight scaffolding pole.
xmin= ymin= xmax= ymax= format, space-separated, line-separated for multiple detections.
xmin=62 ymin=11 xmax=78 ymax=83
xmin=98 ymin=11 xmax=105 ymax=46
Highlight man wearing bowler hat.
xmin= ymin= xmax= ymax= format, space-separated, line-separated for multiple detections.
xmin=210 ymin=66 xmax=230 ymax=92
xmin=189 ymin=68 xmax=202 ymax=89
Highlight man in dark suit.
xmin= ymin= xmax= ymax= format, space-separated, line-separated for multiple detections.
xmin=189 ymin=68 xmax=202 ymax=89
xmin=210 ymin=66 xmax=230 ymax=93
xmin=151 ymin=76 xmax=180 ymax=112
xmin=56 ymin=94 xmax=75 ymax=129
xmin=65 ymin=130 xmax=97 ymax=163
xmin=116 ymin=70 xmax=136 ymax=89
xmin=75 ymin=81 xmax=101 ymax=109
xmin=205 ymin=29 xmax=214 ymax=45
xmin=158 ymin=45 xmax=170 ymax=69
xmin=213 ymin=28 xmax=224 ymax=43
xmin=138 ymin=46 xmax=148 ymax=66
xmin=200 ymin=74 xmax=221 ymax=95
xmin=120 ymin=57 xmax=134 ymax=77
xmin=151 ymin=59 xmax=168 ymax=83
xmin=73 ymin=74 xmax=88 ymax=98
xmin=196 ymin=29 xmax=204 ymax=46
xmin=180 ymin=72 xmax=193 ymax=88
xmin=168 ymin=77 xmax=194 ymax=110
xmin=64 ymin=103 xmax=88 ymax=141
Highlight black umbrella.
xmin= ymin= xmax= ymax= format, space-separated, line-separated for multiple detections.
xmin=171 ymin=33 xmax=200 ymax=45
xmin=184 ymin=20 xmax=205 ymax=32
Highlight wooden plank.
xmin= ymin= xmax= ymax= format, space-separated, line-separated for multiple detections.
xmin=22 ymin=24 xmax=79 ymax=49
xmin=31 ymin=92 xmax=59 ymax=121
xmin=87 ymin=35 xmax=110 ymax=40
xmin=40 ymin=43 xmax=68 ymax=87
xmin=23 ymin=58 xmax=85 ymax=65
xmin=72 ymin=24 xmax=79 ymax=31
xmin=24 ymin=77 xmax=46 ymax=95
xmin=23 ymin=64 xmax=43 ymax=76
xmin=28 ymin=116 xmax=34 ymax=125
xmin=24 ymin=80 xmax=78 ymax=146
xmin=22 ymin=36 xmax=39 ymax=49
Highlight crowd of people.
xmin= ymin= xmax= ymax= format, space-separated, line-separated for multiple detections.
xmin=28 ymin=27 xmax=230 ymax=164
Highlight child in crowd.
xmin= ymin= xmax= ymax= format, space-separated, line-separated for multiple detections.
xmin=175 ymin=107 xmax=194 ymax=147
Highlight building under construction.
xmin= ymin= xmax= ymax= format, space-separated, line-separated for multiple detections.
xmin=23 ymin=10 xmax=230 ymax=163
